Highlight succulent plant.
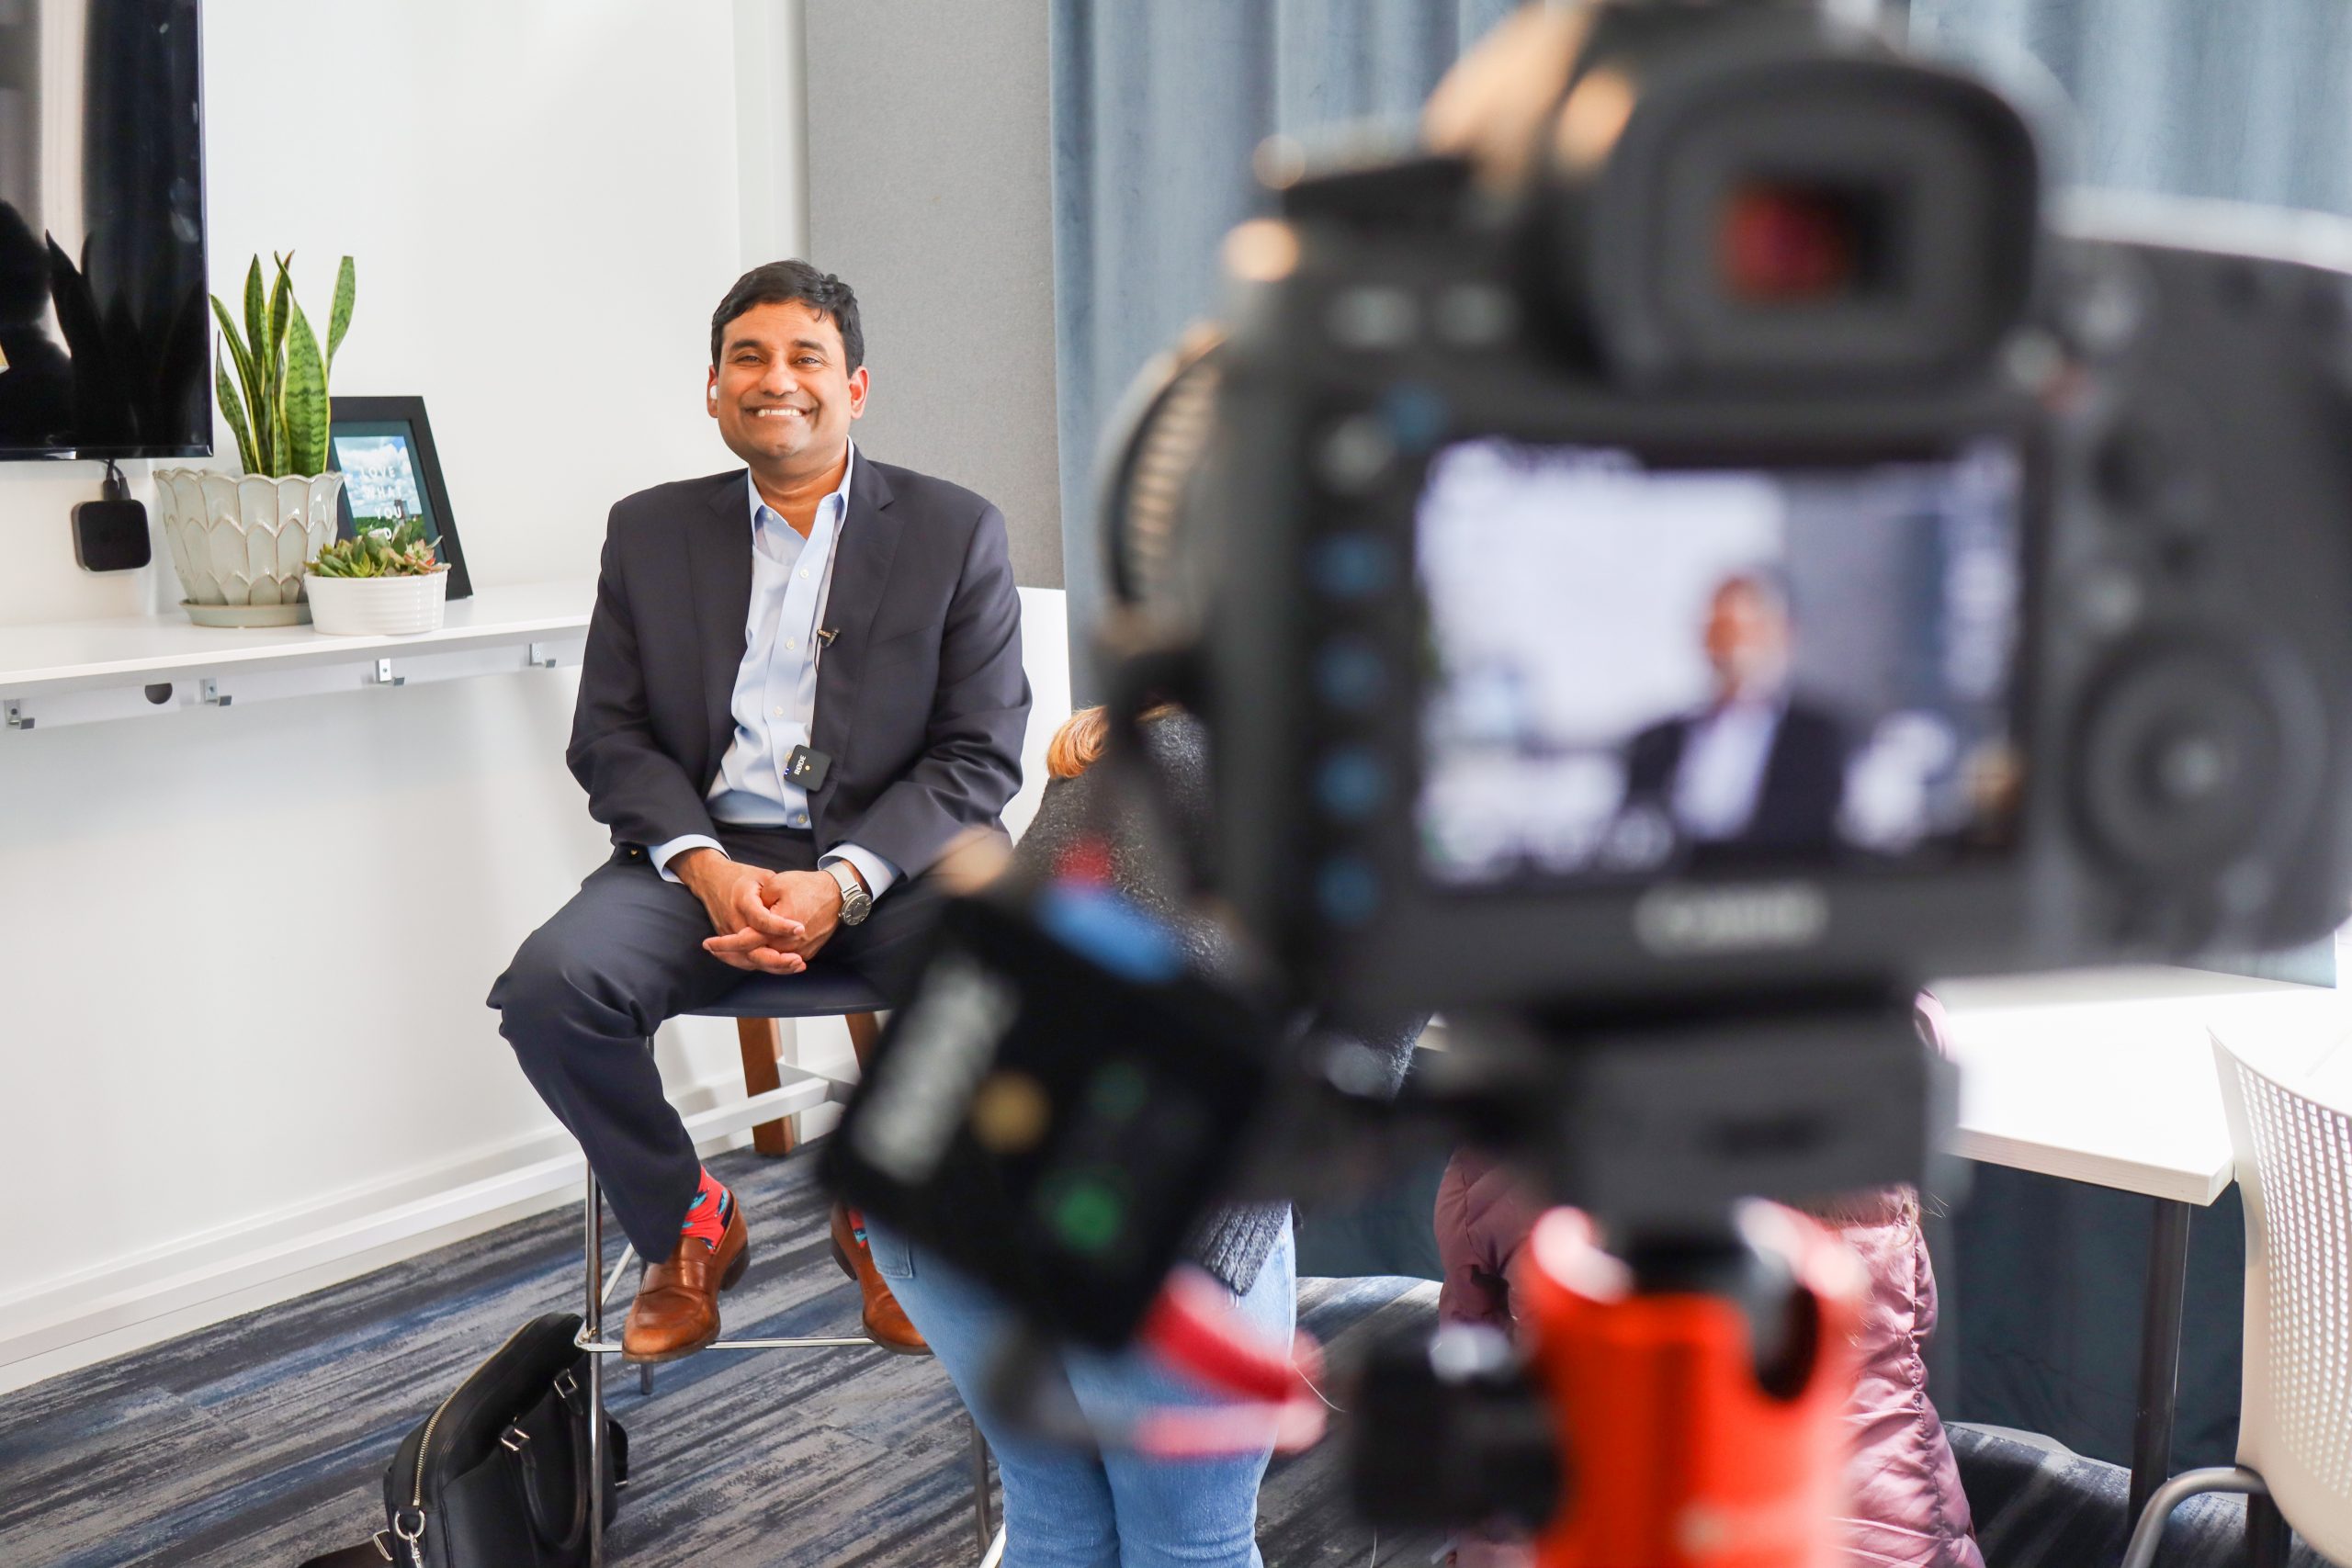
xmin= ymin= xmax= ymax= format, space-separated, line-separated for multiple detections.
xmin=210 ymin=253 xmax=355 ymax=477
xmin=309 ymin=516 xmax=445 ymax=579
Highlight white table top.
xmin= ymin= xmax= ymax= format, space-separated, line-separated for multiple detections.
xmin=0 ymin=578 xmax=596 ymax=699
xmin=1933 ymin=964 xmax=2352 ymax=1205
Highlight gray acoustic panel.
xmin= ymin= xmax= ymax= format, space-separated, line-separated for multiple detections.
xmin=805 ymin=0 xmax=1064 ymax=588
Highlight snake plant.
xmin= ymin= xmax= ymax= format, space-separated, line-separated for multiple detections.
xmin=309 ymin=516 xmax=444 ymax=579
xmin=210 ymin=253 xmax=355 ymax=477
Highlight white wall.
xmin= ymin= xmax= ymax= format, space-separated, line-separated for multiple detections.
xmin=0 ymin=0 xmax=792 ymax=1389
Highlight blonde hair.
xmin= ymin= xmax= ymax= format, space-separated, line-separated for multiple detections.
xmin=1045 ymin=704 xmax=1181 ymax=781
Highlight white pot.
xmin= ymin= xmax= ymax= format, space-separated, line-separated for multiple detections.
xmin=304 ymin=570 xmax=450 ymax=637
xmin=155 ymin=468 xmax=345 ymax=624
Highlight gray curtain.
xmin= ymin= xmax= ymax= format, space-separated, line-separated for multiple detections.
xmin=1049 ymin=0 xmax=1517 ymax=691
xmin=1910 ymin=0 xmax=2352 ymax=214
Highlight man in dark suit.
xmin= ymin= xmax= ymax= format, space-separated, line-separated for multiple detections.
xmin=1622 ymin=570 xmax=1849 ymax=861
xmin=489 ymin=261 xmax=1028 ymax=1362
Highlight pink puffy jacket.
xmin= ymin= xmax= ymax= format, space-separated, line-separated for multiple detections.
xmin=1434 ymin=1155 xmax=1983 ymax=1568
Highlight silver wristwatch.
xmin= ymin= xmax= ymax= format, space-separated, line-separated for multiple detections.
xmin=823 ymin=859 xmax=874 ymax=925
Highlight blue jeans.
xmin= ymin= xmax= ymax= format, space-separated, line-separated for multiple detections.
xmin=864 ymin=1218 xmax=1295 ymax=1568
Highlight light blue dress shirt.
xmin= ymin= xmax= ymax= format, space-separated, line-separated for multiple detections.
xmin=650 ymin=442 xmax=901 ymax=900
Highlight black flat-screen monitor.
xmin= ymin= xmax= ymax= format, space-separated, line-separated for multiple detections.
xmin=0 ymin=0 xmax=209 ymax=459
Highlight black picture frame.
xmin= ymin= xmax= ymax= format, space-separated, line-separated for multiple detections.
xmin=325 ymin=396 xmax=473 ymax=599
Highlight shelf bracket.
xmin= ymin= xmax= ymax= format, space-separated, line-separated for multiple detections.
xmin=5 ymin=700 xmax=30 ymax=731
xmin=527 ymin=642 xmax=559 ymax=669
xmin=374 ymin=659 xmax=405 ymax=688
xmin=199 ymin=679 xmax=231 ymax=707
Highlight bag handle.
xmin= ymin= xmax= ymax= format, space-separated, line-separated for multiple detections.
xmin=541 ymin=1362 xmax=600 ymax=1555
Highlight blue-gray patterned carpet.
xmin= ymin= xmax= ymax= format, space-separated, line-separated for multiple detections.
xmin=0 ymin=1146 xmax=1443 ymax=1568
xmin=10 ymin=1145 xmax=2342 ymax=1568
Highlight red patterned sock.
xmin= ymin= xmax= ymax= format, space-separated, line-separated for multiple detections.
xmin=679 ymin=1168 xmax=734 ymax=1250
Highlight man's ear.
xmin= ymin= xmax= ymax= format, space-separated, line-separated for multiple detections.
xmin=845 ymin=364 xmax=871 ymax=420
xmin=706 ymin=367 xmax=720 ymax=412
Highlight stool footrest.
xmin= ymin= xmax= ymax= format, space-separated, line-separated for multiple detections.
xmin=575 ymin=1333 xmax=884 ymax=1354
xmin=775 ymin=1062 xmax=859 ymax=1105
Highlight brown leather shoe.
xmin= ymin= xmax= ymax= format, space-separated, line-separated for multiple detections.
xmin=831 ymin=1201 xmax=929 ymax=1355
xmin=621 ymin=1201 xmax=750 ymax=1363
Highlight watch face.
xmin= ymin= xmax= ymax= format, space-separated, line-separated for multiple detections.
xmin=831 ymin=863 xmax=871 ymax=922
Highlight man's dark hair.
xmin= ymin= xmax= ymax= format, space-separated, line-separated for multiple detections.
xmin=709 ymin=259 xmax=865 ymax=372
xmin=1714 ymin=565 xmax=1797 ymax=621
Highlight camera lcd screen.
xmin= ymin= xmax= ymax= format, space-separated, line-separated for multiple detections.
xmin=1415 ymin=437 xmax=2025 ymax=886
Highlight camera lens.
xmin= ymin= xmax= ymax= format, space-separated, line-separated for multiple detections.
xmin=1718 ymin=181 xmax=1879 ymax=304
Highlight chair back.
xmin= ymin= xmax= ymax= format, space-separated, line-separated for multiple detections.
xmin=2211 ymin=1021 xmax=2352 ymax=1563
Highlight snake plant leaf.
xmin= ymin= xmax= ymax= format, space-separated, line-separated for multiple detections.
xmin=215 ymin=346 xmax=259 ymax=472
xmin=208 ymin=294 xmax=251 ymax=386
xmin=284 ymin=299 xmax=330 ymax=477
xmin=326 ymin=256 xmax=355 ymax=374
xmin=238 ymin=259 xmax=275 ymax=471
xmin=241 ymin=256 xmax=266 ymax=380
xmin=266 ymin=255 xmax=294 ymax=434
xmin=208 ymin=295 xmax=266 ymax=464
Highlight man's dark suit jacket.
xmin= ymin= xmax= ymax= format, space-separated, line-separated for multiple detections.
xmin=1623 ymin=697 xmax=1849 ymax=855
xmin=566 ymin=457 xmax=1030 ymax=877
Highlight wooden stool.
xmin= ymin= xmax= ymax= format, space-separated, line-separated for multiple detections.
xmin=571 ymin=971 xmax=1001 ymax=1566
xmin=721 ymin=970 xmax=887 ymax=1155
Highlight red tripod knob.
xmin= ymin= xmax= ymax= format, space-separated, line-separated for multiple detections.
xmin=1516 ymin=1203 xmax=1867 ymax=1568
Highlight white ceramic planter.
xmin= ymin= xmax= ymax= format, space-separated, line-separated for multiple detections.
xmin=304 ymin=570 xmax=450 ymax=637
xmin=154 ymin=468 xmax=345 ymax=626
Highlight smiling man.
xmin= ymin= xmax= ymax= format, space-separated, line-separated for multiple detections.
xmin=489 ymin=261 xmax=1028 ymax=1362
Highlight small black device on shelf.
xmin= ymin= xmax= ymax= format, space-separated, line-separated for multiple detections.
xmin=71 ymin=460 xmax=151 ymax=572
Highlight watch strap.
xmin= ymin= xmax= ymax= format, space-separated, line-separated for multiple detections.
xmin=823 ymin=858 xmax=873 ymax=923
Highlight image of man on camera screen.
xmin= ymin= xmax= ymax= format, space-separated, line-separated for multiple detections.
xmin=1621 ymin=568 xmax=1850 ymax=863
xmin=1416 ymin=439 xmax=2023 ymax=885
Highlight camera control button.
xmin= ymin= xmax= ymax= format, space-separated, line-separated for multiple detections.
xmin=1317 ymin=416 xmax=1395 ymax=492
xmin=2095 ymin=404 xmax=2210 ymax=531
xmin=1316 ymin=638 xmax=1389 ymax=711
xmin=2075 ymin=645 xmax=2285 ymax=876
xmin=1380 ymin=383 xmax=1450 ymax=451
xmin=1327 ymin=286 xmax=1418 ymax=349
xmin=1433 ymin=284 xmax=1518 ymax=346
xmin=1316 ymin=857 xmax=1382 ymax=926
xmin=1317 ymin=749 xmax=1389 ymax=820
xmin=2056 ymin=245 xmax=2154 ymax=360
xmin=1309 ymin=534 xmax=1398 ymax=599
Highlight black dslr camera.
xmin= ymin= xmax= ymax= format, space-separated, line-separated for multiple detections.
xmin=834 ymin=0 xmax=2352 ymax=1357
xmin=1154 ymin=7 xmax=2352 ymax=1022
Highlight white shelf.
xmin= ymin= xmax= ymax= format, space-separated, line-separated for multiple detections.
xmin=0 ymin=578 xmax=595 ymax=731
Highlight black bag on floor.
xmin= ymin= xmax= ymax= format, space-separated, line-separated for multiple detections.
xmin=302 ymin=1312 xmax=628 ymax=1568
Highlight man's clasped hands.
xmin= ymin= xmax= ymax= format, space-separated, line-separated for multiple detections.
xmin=673 ymin=848 xmax=854 ymax=974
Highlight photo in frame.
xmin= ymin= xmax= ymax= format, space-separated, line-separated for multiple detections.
xmin=326 ymin=396 xmax=473 ymax=599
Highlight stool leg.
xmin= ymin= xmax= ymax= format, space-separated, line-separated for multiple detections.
xmin=639 ymin=1362 xmax=654 ymax=1398
xmin=847 ymin=1010 xmax=883 ymax=1071
xmin=970 ymin=1416 xmax=993 ymax=1555
xmin=584 ymin=1166 xmax=608 ymax=1568
xmin=738 ymin=1016 xmax=794 ymax=1156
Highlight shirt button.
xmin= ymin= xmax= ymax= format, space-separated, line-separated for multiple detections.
xmin=772 ymin=705 xmax=784 ymax=717
xmin=798 ymin=569 xmax=808 ymax=580
xmin=785 ymin=639 xmax=797 ymax=651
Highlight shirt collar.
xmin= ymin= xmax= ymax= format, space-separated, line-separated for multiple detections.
xmin=746 ymin=439 xmax=858 ymax=531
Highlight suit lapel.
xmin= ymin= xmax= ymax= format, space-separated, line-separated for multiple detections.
xmin=688 ymin=471 xmax=755 ymax=780
xmin=811 ymin=456 xmax=902 ymax=772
